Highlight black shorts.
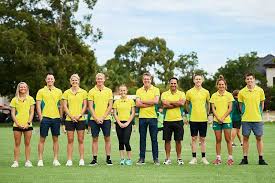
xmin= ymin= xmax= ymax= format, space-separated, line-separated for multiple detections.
xmin=65 ymin=120 xmax=85 ymax=131
xmin=163 ymin=121 xmax=184 ymax=141
xmin=40 ymin=117 xmax=61 ymax=137
xmin=189 ymin=121 xmax=207 ymax=137
xmin=232 ymin=121 xmax=241 ymax=129
xmin=89 ymin=120 xmax=111 ymax=137
xmin=13 ymin=127 xmax=33 ymax=132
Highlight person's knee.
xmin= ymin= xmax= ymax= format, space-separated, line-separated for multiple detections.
xmin=78 ymin=137 xmax=84 ymax=144
xmin=92 ymin=137 xmax=98 ymax=143
xmin=256 ymin=136 xmax=262 ymax=141
xmin=199 ymin=137 xmax=205 ymax=143
xmin=191 ymin=136 xmax=197 ymax=142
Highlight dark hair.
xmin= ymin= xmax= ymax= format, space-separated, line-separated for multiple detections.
xmin=232 ymin=90 xmax=239 ymax=96
xmin=169 ymin=77 xmax=178 ymax=83
xmin=216 ymin=75 xmax=227 ymax=89
xmin=245 ymin=73 xmax=255 ymax=79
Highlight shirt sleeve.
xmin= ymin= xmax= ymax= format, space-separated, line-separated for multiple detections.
xmin=83 ymin=90 xmax=88 ymax=100
xmin=10 ymin=98 xmax=16 ymax=108
xmin=30 ymin=97 xmax=35 ymax=105
xmin=206 ymin=91 xmax=210 ymax=101
xmin=88 ymin=90 xmax=94 ymax=101
xmin=161 ymin=92 xmax=167 ymax=101
xmin=113 ymin=100 xmax=117 ymax=109
xmin=108 ymin=89 xmax=113 ymax=100
xmin=58 ymin=90 xmax=62 ymax=101
xmin=238 ymin=91 xmax=243 ymax=103
xmin=181 ymin=92 xmax=186 ymax=100
xmin=155 ymin=87 xmax=160 ymax=96
xmin=228 ymin=93 xmax=234 ymax=102
xmin=36 ymin=90 xmax=42 ymax=101
xmin=260 ymin=89 xmax=265 ymax=101
xmin=131 ymin=99 xmax=135 ymax=107
xmin=136 ymin=89 xmax=141 ymax=99
xmin=62 ymin=91 xmax=68 ymax=100
xmin=209 ymin=94 xmax=214 ymax=104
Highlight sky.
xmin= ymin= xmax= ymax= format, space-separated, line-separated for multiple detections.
xmin=78 ymin=0 xmax=275 ymax=75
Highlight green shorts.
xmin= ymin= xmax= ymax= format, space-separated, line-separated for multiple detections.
xmin=213 ymin=122 xmax=232 ymax=131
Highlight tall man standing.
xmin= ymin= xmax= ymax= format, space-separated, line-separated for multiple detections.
xmin=36 ymin=73 xmax=63 ymax=166
xmin=161 ymin=77 xmax=185 ymax=165
xmin=88 ymin=73 xmax=113 ymax=165
xmin=238 ymin=73 xmax=268 ymax=165
xmin=136 ymin=72 xmax=160 ymax=165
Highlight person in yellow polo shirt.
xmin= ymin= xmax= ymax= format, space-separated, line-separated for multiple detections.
xmin=186 ymin=74 xmax=210 ymax=165
xmin=62 ymin=74 xmax=87 ymax=166
xmin=210 ymin=75 xmax=234 ymax=165
xmin=136 ymin=72 xmax=160 ymax=165
xmin=36 ymin=73 xmax=62 ymax=167
xmin=161 ymin=77 xmax=185 ymax=165
xmin=88 ymin=73 xmax=113 ymax=165
xmin=113 ymin=85 xmax=135 ymax=166
xmin=10 ymin=82 xmax=35 ymax=168
xmin=238 ymin=73 xmax=268 ymax=165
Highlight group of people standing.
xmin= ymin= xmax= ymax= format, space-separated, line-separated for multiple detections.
xmin=9 ymin=71 xmax=268 ymax=167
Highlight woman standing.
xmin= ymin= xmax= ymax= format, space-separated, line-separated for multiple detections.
xmin=113 ymin=85 xmax=135 ymax=165
xmin=63 ymin=74 xmax=87 ymax=166
xmin=210 ymin=75 xmax=234 ymax=165
xmin=10 ymin=82 xmax=35 ymax=168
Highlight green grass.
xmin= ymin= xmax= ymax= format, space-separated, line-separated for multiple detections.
xmin=1 ymin=123 xmax=275 ymax=183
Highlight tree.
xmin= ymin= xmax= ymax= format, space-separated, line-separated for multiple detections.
xmin=213 ymin=52 xmax=267 ymax=92
xmin=104 ymin=37 xmax=205 ymax=92
xmin=0 ymin=0 xmax=101 ymax=97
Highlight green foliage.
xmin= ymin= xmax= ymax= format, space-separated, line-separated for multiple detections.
xmin=0 ymin=0 xmax=101 ymax=97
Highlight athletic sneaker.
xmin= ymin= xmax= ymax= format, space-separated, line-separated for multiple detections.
xmin=232 ymin=143 xmax=237 ymax=147
xmin=259 ymin=159 xmax=268 ymax=165
xmin=177 ymin=159 xmax=184 ymax=165
xmin=189 ymin=158 xmax=197 ymax=165
xmin=153 ymin=159 xmax=160 ymax=166
xmin=25 ymin=160 xmax=33 ymax=168
xmin=53 ymin=159 xmax=61 ymax=166
xmin=212 ymin=159 xmax=222 ymax=165
xmin=66 ymin=160 xmax=73 ymax=166
xmin=11 ymin=161 xmax=19 ymax=168
xmin=125 ymin=159 xmax=133 ymax=166
xmin=201 ymin=157 xmax=210 ymax=165
xmin=227 ymin=159 xmax=234 ymax=166
xmin=79 ymin=159 xmax=85 ymax=166
xmin=163 ymin=159 xmax=172 ymax=165
xmin=89 ymin=159 xmax=98 ymax=166
xmin=37 ymin=160 xmax=44 ymax=167
xmin=136 ymin=158 xmax=145 ymax=165
xmin=120 ymin=159 xmax=125 ymax=165
xmin=239 ymin=159 xmax=248 ymax=165
xmin=106 ymin=159 xmax=113 ymax=166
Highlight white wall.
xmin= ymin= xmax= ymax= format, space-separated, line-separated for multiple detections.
xmin=266 ymin=68 xmax=275 ymax=87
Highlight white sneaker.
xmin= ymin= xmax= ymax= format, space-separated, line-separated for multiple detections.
xmin=189 ymin=158 xmax=197 ymax=165
xmin=163 ymin=159 xmax=172 ymax=165
xmin=25 ymin=160 xmax=33 ymax=167
xmin=37 ymin=160 xmax=44 ymax=167
xmin=177 ymin=159 xmax=184 ymax=165
xmin=11 ymin=161 xmax=19 ymax=168
xmin=201 ymin=157 xmax=210 ymax=165
xmin=79 ymin=159 xmax=85 ymax=166
xmin=53 ymin=159 xmax=61 ymax=166
xmin=66 ymin=160 xmax=73 ymax=166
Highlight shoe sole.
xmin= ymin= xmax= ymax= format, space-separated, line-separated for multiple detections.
xmin=88 ymin=163 xmax=98 ymax=166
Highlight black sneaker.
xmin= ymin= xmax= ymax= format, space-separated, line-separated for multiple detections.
xmin=259 ymin=159 xmax=268 ymax=165
xmin=232 ymin=143 xmax=237 ymax=147
xmin=136 ymin=158 xmax=145 ymax=165
xmin=154 ymin=159 xmax=160 ymax=166
xmin=239 ymin=159 xmax=248 ymax=165
xmin=106 ymin=159 xmax=113 ymax=166
xmin=89 ymin=159 xmax=98 ymax=166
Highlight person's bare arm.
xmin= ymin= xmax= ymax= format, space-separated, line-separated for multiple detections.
xmin=170 ymin=99 xmax=185 ymax=107
xmin=162 ymin=100 xmax=175 ymax=109
xmin=88 ymin=100 xmax=99 ymax=123
xmin=11 ymin=108 xmax=21 ymax=127
xmin=101 ymin=99 xmax=113 ymax=121
xmin=24 ymin=105 xmax=35 ymax=129
xmin=211 ymin=103 xmax=222 ymax=123
xmin=113 ymin=108 xmax=123 ymax=128
xmin=136 ymin=98 xmax=151 ymax=108
xmin=63 ymin=100 xmax=76 ymax=122
xmin=141 ymin=96 xmax=159 ymax=106
xmin=36 ymin=100 xmax=42 ymax=121
xmin=220 ymin=102 xmax=233 ymax=123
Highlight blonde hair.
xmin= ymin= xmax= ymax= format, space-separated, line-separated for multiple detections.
xmin=193 ymin=74 xmax=204 ymax=82
xmin=216 ymin=75 xmax=227 ymax=90
xmin=96 ymin=73 xmax=105 ymax=79
xmin=15 ymin=82 xmax=29 ymax=100
xmin=70 ymin=73 xmax=80 ymax=81
xmin=119 ymin=84 xmax=128 ymax=90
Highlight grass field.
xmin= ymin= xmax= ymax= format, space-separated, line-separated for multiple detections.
xmin=1 ymin=123 xmax=275 ymax=183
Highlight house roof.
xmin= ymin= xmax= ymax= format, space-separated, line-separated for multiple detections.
xmin=256 ymin=54 xmax=275 ymax=75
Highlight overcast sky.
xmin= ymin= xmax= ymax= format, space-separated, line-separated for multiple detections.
xmin=78 ymin=0 xmax=275 ymax=75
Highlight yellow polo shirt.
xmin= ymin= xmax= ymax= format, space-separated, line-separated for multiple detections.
xmin=36 ymin=86 xmax=62 ymax=118
xmin=210 ymin=91 xmax=234 ymax=123
xmin=238 ymin=86 xmax=265 ymax=122
xmin=10 ymin=96 xmax=35 ymax=127
xmin=113 ymin=98 xmax=135 ymax=121
xmin=88 ymin=86 xmax=113 ymax=120
xmin=186 ymin=87 xmax=210 ymax=122
xmin=136 ymin=85 xmax=160 ymax=118
xmin=161 ymin=90 xmax=185 ymax=121
xmin=62 ymin=88 xmax=87 ymax=121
